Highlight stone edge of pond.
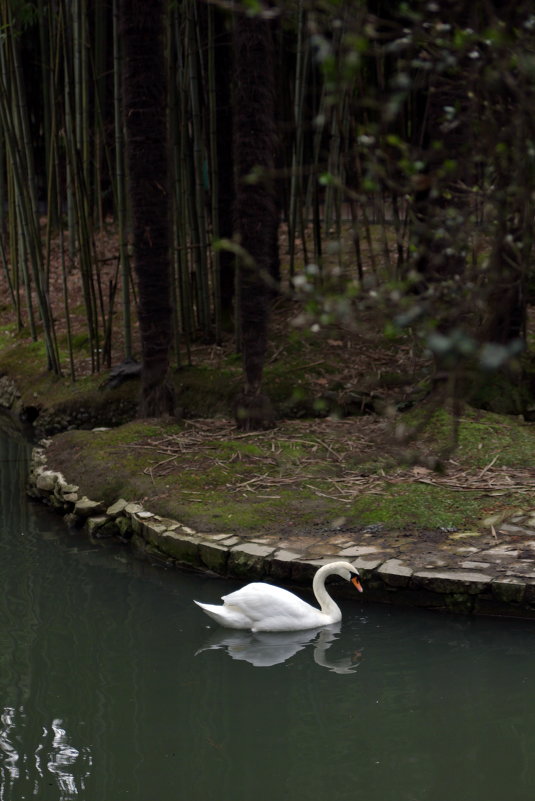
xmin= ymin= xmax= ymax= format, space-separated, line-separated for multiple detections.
xmin=27 ymin=441 xmax=535 ymax=621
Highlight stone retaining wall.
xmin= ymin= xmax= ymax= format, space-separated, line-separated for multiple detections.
xmin=27 ymin=440 xmax=535 ymax=619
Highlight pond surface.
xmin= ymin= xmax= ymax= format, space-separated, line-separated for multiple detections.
xmin=1 ymin=420 xmax=535 ymax=801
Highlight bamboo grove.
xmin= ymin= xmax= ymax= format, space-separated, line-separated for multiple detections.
xmin=0 ymin=0 xmax=535 ymax=420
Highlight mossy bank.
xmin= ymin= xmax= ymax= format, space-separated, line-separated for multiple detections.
xmin=27 ymin=434 xmax=535 ymax=619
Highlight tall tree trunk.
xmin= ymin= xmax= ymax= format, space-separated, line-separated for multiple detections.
xmin=233 ymin=9 xmax=277 ymax=431
xmin=120 ymin=0 xmax=175 ymax=417
xmin=214 ymin=7 xmax=235 ymax=320
xmin=481 ymin=120 xmax=531 ymax=345
xmin=409 ymin=74 xmax=469 ymax=290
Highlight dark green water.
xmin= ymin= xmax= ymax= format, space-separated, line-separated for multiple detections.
xmin=1 ymin=421 xmax=535 ymax=801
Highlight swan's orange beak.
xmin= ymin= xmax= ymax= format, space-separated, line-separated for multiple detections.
xmin=351 ymin=576 xmax=363 ymax=593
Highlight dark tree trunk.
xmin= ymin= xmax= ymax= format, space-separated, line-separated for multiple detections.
xmin=214 ymin=8 xmax=235 ymax=319
xmin=409 ymin=74 xmax=469 ymax=288
xmin=120 ymin=0 xmax=175 ymax=417
xmin=482 ymin=155 xmax=529 ymax=345
xmin=484 ymin=237 xmax=526 ymax=344
xmin=233 ymin=11 xmax=277 ymax=430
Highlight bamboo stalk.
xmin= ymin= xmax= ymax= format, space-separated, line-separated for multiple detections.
xmin=61 ymin=0 xmax=100 ymax=372
xmin=288 ymin=0 xmax=307 ymax=276
xmin=207 ymin=2 xmax=222 ymax=344
xmin=173 ymin=7 xmax=193 ymax=363
xmin=0 ymin=6 xmax=60 ymax=370
xmin=113 ymin=0 xmax=132 ymax=361
xmin=186 ymin=0 xmax=210 ymax=333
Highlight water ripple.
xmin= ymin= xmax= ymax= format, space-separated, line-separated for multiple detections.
xmin=0 ymin=707 xmax=92 ymax=800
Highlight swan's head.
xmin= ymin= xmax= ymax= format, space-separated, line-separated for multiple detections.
xmin=323 ymin=560 xmax=363 ymax=592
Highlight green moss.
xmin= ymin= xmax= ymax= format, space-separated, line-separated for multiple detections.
xmin=348 ymin=482 xmax=490 ymax=529
xmin=173 ymin=365 xmax=239 ymax=416
xmin=69 ymin=333 xmax=90 ymax=351
xmin=90 ymin=420 xmax=170 ymax=445
xmin=0 ymin=322 xmax=21 ymax=351
xmin=403 ymin=404 xmax=535 ymax=469
xmin=157 ymin=484 xmax=328 ymax=533
xmin=0 ymin=318 xmax=416 ymax=422
xmin=456 ymin=417 xmax=532 ymax=467
xmin=466 ymin=370 xmax=531 ymax=416
xmin=0 ymin=338 xmax=106 ymax=405
xmin=214 ymin=440 xmax=266 ymax=458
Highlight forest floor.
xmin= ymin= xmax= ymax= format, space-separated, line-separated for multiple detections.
xmin=2 ymin=223 xmax=535 ymax=543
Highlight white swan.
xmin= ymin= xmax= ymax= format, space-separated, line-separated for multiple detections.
xmin=193 ymin=560 xmax=363 ymax=632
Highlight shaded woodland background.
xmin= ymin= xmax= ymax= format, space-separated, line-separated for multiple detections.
xmin=1 ymin=0 xmax=535 ymax=428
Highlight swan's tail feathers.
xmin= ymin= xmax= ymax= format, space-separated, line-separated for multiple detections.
xmin=194 ymin=600 xmax=220 ymax=618
xmin=193 ymin=600 xmax=250 ymax=630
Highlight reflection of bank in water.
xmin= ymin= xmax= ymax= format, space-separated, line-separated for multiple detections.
xmin=196 ymin=623 xmax=362 ymax=674
xmin=0 ymin=707 xmax=92 ymax=800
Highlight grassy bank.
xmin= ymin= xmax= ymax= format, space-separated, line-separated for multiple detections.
xmin=41 ymin=408 xmax=535 ymax=539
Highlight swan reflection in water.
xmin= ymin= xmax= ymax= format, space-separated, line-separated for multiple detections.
xmin=196 ymin=623 xmax=362 ymax=673
xmin=0 ymin=707 xmax=91 ymax=799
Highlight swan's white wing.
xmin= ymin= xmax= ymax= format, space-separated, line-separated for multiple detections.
xmin=222 ymin=583 xmax=314 ymax=617
xmin=221 ymin=583 xmax=328 ymax=632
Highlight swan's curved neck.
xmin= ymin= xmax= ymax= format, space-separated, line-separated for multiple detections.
xmin=312 ymin=566 xmax=342 ymax=620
